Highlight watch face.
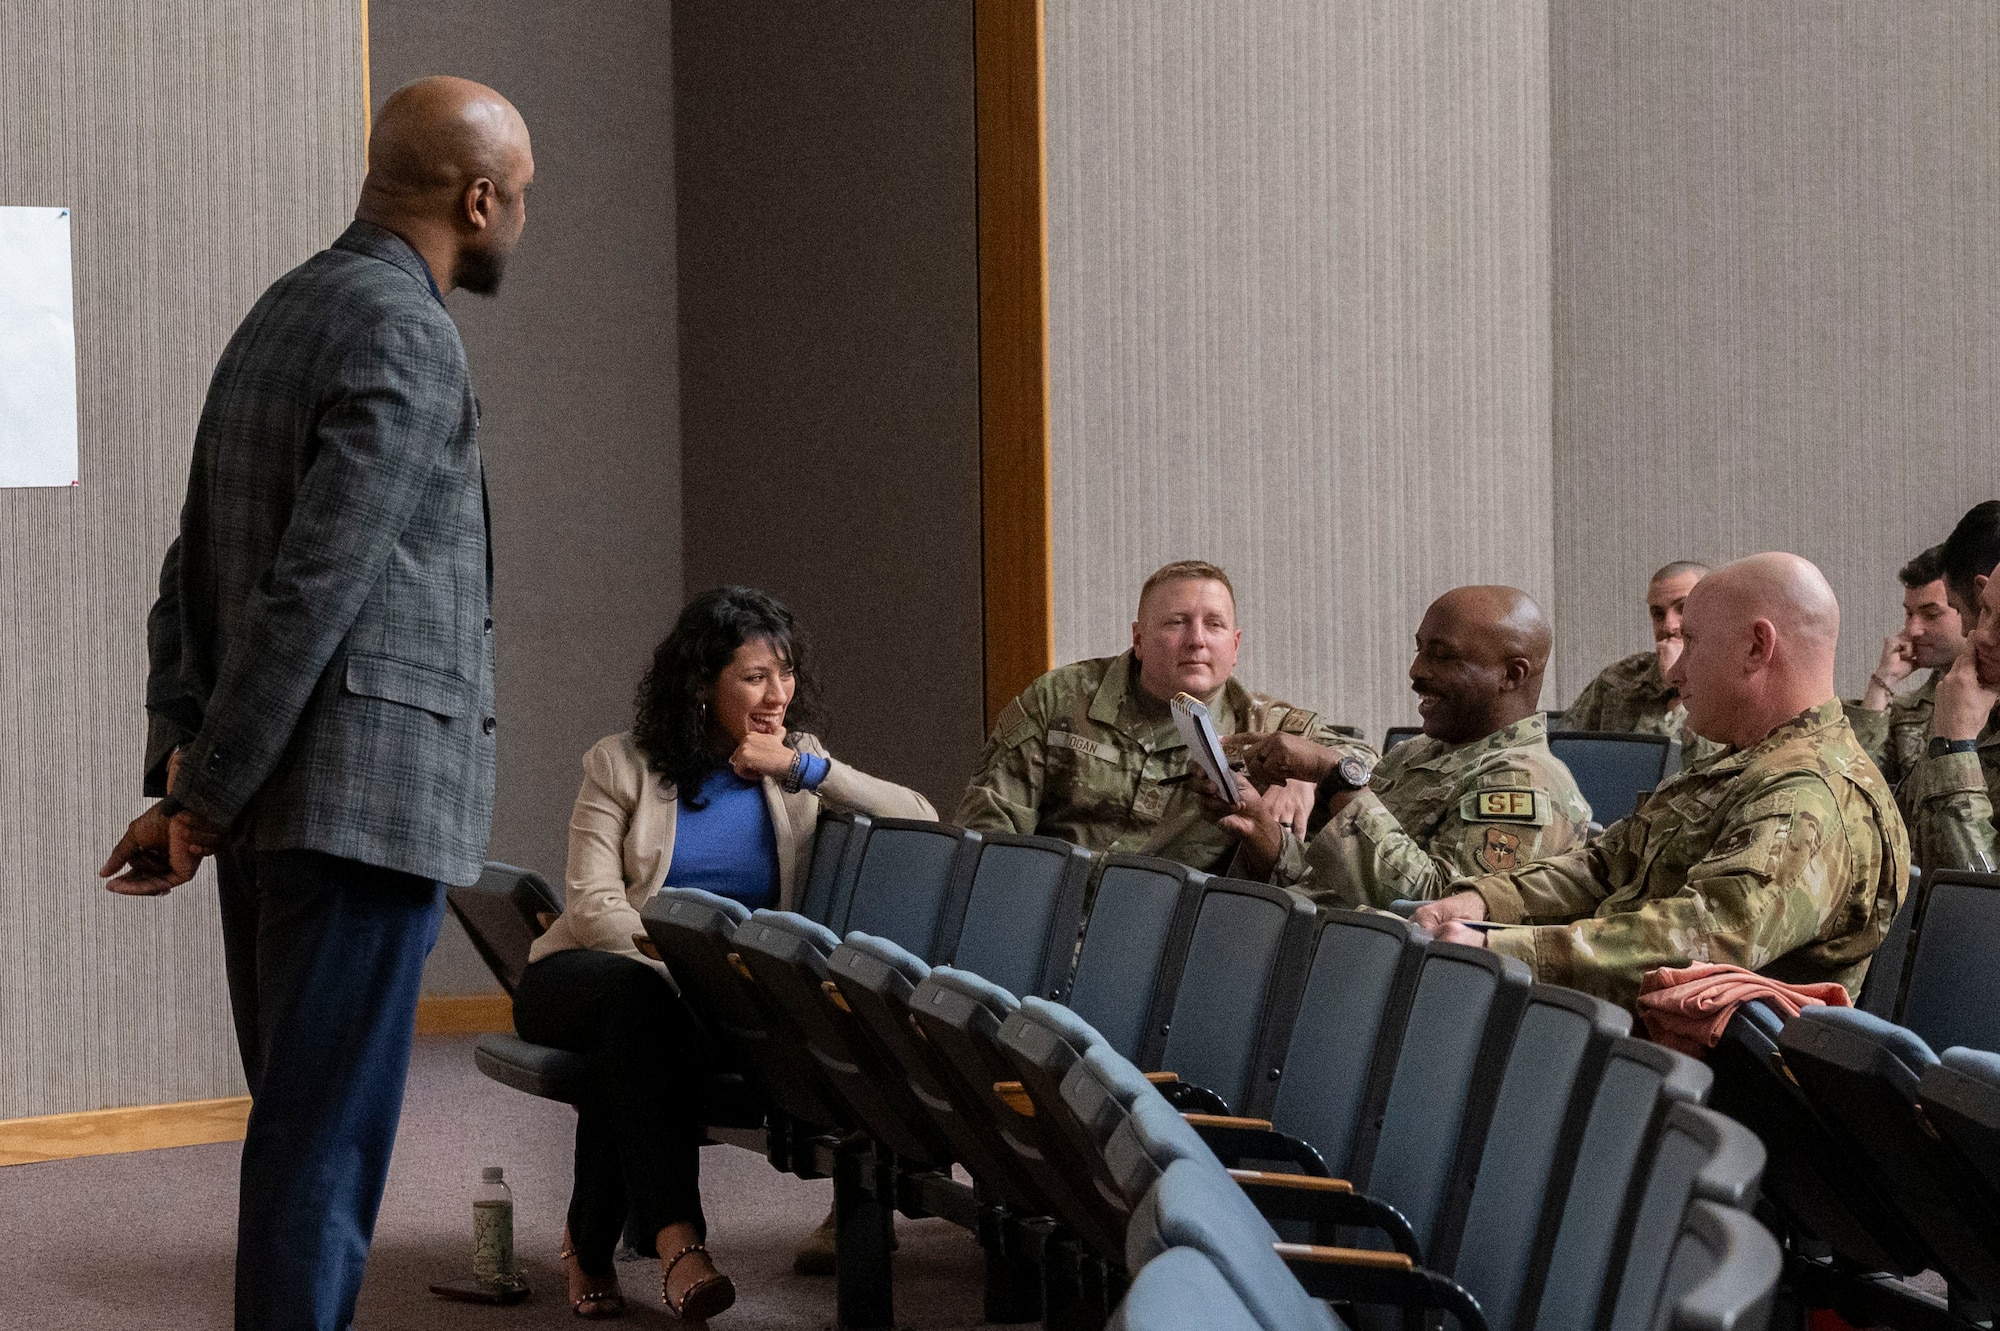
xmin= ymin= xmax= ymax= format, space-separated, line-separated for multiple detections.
xmin=1339 ymin=755 xmax=1374 ymax=788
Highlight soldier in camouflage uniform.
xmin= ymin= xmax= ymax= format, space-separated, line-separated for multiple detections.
xmin=1841 ymin=545 xmax=1963 ymax=804
xmin=1206 ymin=586 xmax=1592 ymax=907
xmin=1904 ymin=503 xmax=2000 ymax=874
xmin=955 ymin=561 xmax=1371 ymax=874
xmin=1564 ymin=561 xmax=1719 ymax=764
xmin=1414 ymin=555 xmax=1906 ymax=1010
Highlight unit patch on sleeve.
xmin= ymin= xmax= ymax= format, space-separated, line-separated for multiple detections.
xmin=1475 ymin=827 xmax=1523 ymax=873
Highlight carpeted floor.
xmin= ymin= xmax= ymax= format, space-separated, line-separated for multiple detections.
xmin=0 ymin=1034 xmax=1003 ymax=1329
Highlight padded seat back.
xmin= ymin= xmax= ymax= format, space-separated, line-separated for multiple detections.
xmin=1529 ymin=1038 xmax=1712 ymax=1331
xmin=1104 ymin=1081 xmax=1227 ymax=1207
xmin=1606 ymin=1103 xmax=1766 ymax=1331
xmin=1156 ymin=878 xmax=1316 ymax=1113
xmin=1126 ymin=1159 xmax=1341 ymax=1331
xmin=797 ymin=809 xmax=871 ymax=927
xmin=1445 ymin=988 xmax=1630 ymax=1327
xmin=836 ymin=819 xmax=977 ymax=958
xmin=1066 ymin=857 xmax=1207 ymax=1063
xmin=1920 ymin=1047 xmax=2000 ymax=1200
xmin=1110 ymin=1246 xmax=1264 ymax=1331
xmin=1856 ymin=865 xmax=1923 ymax=1020
xmin=1258 ymin=910 xmax=1426 ymax=1171
xmin=1901 ymin=869 xmax=2000 ymax=1054
xmin=1647 ymin=1201 xmax=1782 ymax=1331
xmin=1358 ymin=943 xmax=1531 ymax=1254
xmin=1384 ymin=725 xmax=1422 ymax=752
xmin=1547 ymin=731 xmax=1674 ymax=824
xmin=444 ymin=861 xmax=561 ymax=995
xmin=946 ymin=833 xmax=1093 ymax=998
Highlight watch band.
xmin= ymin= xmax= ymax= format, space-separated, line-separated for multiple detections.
xmin=1928 ymin=736 xmax=1981 ymax=759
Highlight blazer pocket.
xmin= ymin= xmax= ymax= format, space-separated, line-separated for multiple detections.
xmin=344 ymin=652 xmax=473 ymax=720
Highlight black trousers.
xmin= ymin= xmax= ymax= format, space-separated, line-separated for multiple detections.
xmin=513 ymin=948 xmax=711 ymax=1272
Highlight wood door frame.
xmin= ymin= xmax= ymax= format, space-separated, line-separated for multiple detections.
xmin=974 ymin=0 xmax=1054 ymax=730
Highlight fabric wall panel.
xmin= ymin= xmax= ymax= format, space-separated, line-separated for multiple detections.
xmin=0 ymin=0 xmax=363 ymax=1117
xmin=1045 ymin=0 xmax=1555 ymax=745
xmin=1550 ymin=1 xmax=2000 ymax=705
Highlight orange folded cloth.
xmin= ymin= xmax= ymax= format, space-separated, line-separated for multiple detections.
xmin=1636 ymin=962 xmax=1851 ymax=1056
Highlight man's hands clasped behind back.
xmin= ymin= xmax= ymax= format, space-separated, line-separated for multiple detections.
xmin=98 ymin=749 xmax=225 ymax=896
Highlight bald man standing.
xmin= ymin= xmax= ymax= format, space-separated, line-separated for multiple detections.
xmin=1209 ymin=586 xmax=1592 ymax=907
xmin=100 ymin=78 xmax=533 ymax=1330
xmin=1413 ymin=555 xmax=1906 ymax=1010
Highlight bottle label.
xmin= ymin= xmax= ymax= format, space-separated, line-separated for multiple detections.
xmin=473 ymin=1199 xmax=516 ymax=1285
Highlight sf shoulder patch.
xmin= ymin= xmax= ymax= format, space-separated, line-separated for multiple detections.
xmin=1460 ymin=789 xmax=1549 ymax=826
xmin=1278 ymin=707 xmax=1319 ymax=736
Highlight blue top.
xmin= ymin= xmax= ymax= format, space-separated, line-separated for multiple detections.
xmin=667 ymin=754 xmax=830 ymax=909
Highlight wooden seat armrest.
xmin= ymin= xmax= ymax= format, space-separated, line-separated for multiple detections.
xmin=1183 ymin=1112 xmax=1272 ymax=1130
xmin=1273 ymin=1243 xmax=1413 ymax=1272
xmin=1230 ymin=1169 xmax=1352 ymax=1193
xmin=1144 ymin=1071 xmax=1180 ymax=1084
xmin=993 ymin=1081 xmax=1036 ymax=1117
xmin=632 ymin=934 xmax=663 ymax=962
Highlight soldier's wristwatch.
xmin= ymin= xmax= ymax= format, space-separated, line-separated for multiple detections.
xmin=1321 ymin=754 xmax=1374 ymax=793
xmin=1928 ymin=736 xmax=1980 ymax=759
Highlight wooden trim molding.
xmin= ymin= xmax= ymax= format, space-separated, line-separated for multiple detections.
xmin=974 ymin=0 xmax=1055 ymax=730
xmin=414 ymin=992 xmax=515 ymax=1034
xmin=0 ymin=1096 xmax=251 ymax=1167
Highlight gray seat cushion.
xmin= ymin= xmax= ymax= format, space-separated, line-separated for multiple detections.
xmin=474 ymin=1033 xmax=594 ymax=1105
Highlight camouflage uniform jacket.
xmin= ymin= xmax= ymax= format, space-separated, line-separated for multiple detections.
xmin=1901 ymin=703 xmax=2000 ymax=875
xmin=1564 ymin=649 xmax=1720 ymax=765
xmin=1842 ymin=673 xmax=1934 ymax=816
xmin=1464 ymin=700 xmax=1907 ymax=1010
xmin=1267 ymin=713 xmax=1593 ymax=909
xmin=953 ymin=651 xmax=1374 ymax=874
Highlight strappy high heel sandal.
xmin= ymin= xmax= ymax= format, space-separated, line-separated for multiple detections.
xmin=557 ymin=1241 xmax=627 ymax=1320
xmin=661 ymin=1242 xmax=737 ymax=1322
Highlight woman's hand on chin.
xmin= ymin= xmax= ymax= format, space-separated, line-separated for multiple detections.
xmin=729 ymin=729 xmax=796 ymax=780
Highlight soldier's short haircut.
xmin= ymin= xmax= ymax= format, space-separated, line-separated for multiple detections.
xmin=1898 ymin=544 xmax=1946 ymax=590
xmin=1649 ymin=559 xmax=1710 ymax=585
xmin=1941 ymin=501 xmax=2000 ymax=605
xmin=1138 ymin=559 xmax=1235 ymax=613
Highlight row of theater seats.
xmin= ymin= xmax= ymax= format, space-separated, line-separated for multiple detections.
xmin=448 ymin=811 xmax=1791 ymax=1331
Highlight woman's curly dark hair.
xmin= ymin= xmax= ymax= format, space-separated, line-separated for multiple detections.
xmin=632 ymin=586 xmax=821 ymax=804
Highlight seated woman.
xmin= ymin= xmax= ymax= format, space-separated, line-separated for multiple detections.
xmin=514 ymin=586 xmax=936 ymax=1319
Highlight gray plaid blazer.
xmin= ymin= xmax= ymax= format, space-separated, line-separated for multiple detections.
xmin=144 ymin=221 xmax=495 ymax=886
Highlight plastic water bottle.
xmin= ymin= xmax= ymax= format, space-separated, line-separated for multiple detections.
xmin=472 ymin=1166 xmax=518 ymax=1288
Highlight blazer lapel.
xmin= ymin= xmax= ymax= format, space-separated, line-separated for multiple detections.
xmin=765 ymin=779 xmax=799 ymax=910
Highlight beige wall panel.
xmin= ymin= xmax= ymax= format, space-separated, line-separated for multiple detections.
xmin=1551 ymin=2 xmax=2000 ymax=706
xmin=1045 ymin=0 xmax=1554 ymax=745
xmin=0 ymin=2 xmax=363 ymax=1115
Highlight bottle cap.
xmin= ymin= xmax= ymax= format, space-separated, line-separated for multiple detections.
xmin=482 ymin=1166 xmax=505 ymax=1183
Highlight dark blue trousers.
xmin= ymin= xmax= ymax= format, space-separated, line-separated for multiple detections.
xmin=217 ymin=848 xmax=444 ymax=1331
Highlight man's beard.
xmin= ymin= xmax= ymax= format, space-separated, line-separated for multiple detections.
xmin=453 ymin=245 xmax=508 ymax=296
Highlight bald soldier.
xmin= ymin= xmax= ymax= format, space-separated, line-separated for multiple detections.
xmin=100 ymin=79 xmax=532 ymax=1330
xmin=1413 ymin=554 xmax=1906 ymax=1009
xmin=955 ymin=560 xmax=1373 ymax=873
xmin=1565 ymin=561 xmax=1710 ymax=744
xmin=1203 ymin=586 xmax=1591 ymax=907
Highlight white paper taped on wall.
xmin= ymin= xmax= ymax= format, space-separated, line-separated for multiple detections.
xmin=0 ymin=206 xmax=80 ymax=487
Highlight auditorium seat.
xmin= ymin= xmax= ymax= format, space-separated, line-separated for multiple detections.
xmin=1383 ymin=725 xmax=1421 ymax=751
xmin=1547 ymin=731 xmax=1676 ymax=824
xmin=1897 ymin=869 xmax=2000 ymax=1055
xmin=1856 ymin=865 xmax=1924 ymax=1021
xmin=1779 ymin=1008 xmax=2000 ymax=1306
xmin=1706 ymin=999 xmax=1931 ymax=1278
xmin=1644 ymin=1201 xmax=1782 ymax=1331
xmin=794 ymin=807 xmax=872 ymax=926
xmin=1109 ymin=1246 xmax=1263 ymax=1331
xmin=1523 ymin=1038 xmax=1712 ymax=1331
xmin=1062 ymin=856 xmax=1210 ymax=1062
xmin=833 ymin=817 xmax=982 ymax=955
xmin=1125 ymin=1158 xmax=1344 ymax=1331
xmin=1920 ymin=1047 xmax=2000 ymax=1199
xmin=1195 ymin=909 xmax=1425 ymax=1177
xmin=443 ymin=860 xmax=560 ymax=995
xmin=942 ymin=831 xmax=1093 ymax=999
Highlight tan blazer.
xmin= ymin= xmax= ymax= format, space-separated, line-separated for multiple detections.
xmin=528 ymin=730 xmax=937 ymax=973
